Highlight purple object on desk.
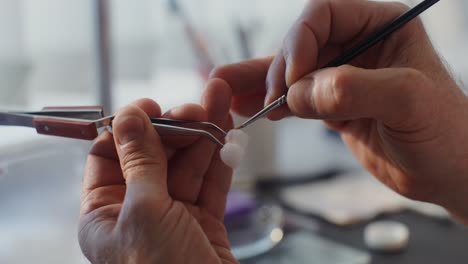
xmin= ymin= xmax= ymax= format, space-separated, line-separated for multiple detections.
xmin=224 ymin=191 xmax=257 ymax=223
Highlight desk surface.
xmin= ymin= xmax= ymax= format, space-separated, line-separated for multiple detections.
xmin=241 ymin=210 xmax=468 ymax=263
xmin=318 ymin=210 xmax=468 ymax=264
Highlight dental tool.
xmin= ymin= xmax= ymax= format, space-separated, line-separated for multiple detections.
xmin=0 ymin=106 xmax=227 ymax=147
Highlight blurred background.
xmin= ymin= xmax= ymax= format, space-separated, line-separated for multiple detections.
xmin=0 ymin=0 xmax=467 ymax=263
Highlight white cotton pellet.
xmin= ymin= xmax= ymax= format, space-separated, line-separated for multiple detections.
xmin=225 ymin=129 xmax=249 ymax=149
xmin=220 ymin=143 xmax=245 ymax=168
xmin=364 ymin=221 xmax=409 ymax=252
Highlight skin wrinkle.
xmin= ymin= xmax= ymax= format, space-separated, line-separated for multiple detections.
xmin=119 ymin=140 xmax=165 ymax=167
xmin=121 ymin=201 xmax=178 ymax=261
xmin=340 ymin=3 xmax=407 ymax=69
xmin=381 ymin=123 xmax=439 ymax=144
xmin=344 ymin=3 xmax=372 ymax=46
xmin=83 ymin=161 xmax=125 ymax=192
xmin=374 ymin=124 xmax=419 ymax=194
xmin=80 ymin=208 xmax=119 ymax=262
xmin=379 ymin=28 xmax=421 ymax=69
xmin=182 ymin=216 xmax=222 ymax=264
xmin=343 ymin=103 xmax=439 ymax=201
xmin=351 ymin=122 xmax=401 ymax=192
xmin=81 ymin=185 xmax=125 ymax=215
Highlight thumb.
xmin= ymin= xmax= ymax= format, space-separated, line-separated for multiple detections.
xmin=287 ymin=65 xmax=433 ymax=128
xmin=112 ymin=105 xmax=168 ymax=203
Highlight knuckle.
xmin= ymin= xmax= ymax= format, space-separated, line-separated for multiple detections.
xmin=332 ymin=65 xmax=354 ymax=88
xmin=329 ymin=66 xmax=354 ymax=113
xmin=121 ymin=151 xmax=165 ymax=178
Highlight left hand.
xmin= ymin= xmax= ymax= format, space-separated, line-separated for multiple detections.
xmin=78 ymin=78 xmax=238 ymax=264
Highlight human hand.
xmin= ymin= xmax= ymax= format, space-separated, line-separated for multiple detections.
xmin=212 ymin=0 xmax=468 ymax=222
xmin=79 ymin=79 xmax=238 ymax=263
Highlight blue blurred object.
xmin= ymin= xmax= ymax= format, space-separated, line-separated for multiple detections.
xmin=225 ymin=191 xmax=257 ymax=224
xmin=225 ymin=191 xmax=285 ymax=260
xmin=325 ymin=127 xmax=342 ymax=142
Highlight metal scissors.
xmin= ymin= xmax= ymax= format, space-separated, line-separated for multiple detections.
xmin=0 ymin=106 xmax=227 ymax=147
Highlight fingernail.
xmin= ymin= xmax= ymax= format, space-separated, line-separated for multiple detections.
xmin=264 ymin=94 xmax=271 ymax=106
xmin=285 ymin=59 xmax=293 ymax=87
xmin=114 ymin=115 xmax=145 ymax=147
xmin=265 ymin=78 xmax=272 ymax=105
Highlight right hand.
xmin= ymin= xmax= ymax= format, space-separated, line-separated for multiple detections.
xmin=211 ymin=0 xmax=468 ymax=222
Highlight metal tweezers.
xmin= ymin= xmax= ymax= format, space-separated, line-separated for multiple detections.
xmin=0 ymin=106 xmax=227 ymax=147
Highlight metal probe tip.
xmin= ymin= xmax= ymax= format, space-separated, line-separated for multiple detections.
xmin=236 ymin=95 xmax=287 ymax=129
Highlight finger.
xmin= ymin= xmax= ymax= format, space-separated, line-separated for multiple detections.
xmin=81 ymin=131 xmax=125 ymax=218
xmin=196 ymin=150 xmax=233 ymax=220
xmin=210 ymin=56 xmax=273 ymax=97
xmin=231 ymin=93 xmax=266 ymax=117
xmin=211 ymin=56 xmax=293 ymax=120
xmin=284 ymin=0 xmax=407 ymax=86
xmin=82 ymin=98 xmax=163 ymax=197
xmin=132 ymin=98 xmax=162 ymax=117
xmin=112 ymin=105 xmax=169 ymax=210
xmin=264 ymin=47 xmax=334 ymax=121
xmin=202 ymin=78 xmax=233 ymax=124
xmin=83 ymin=131 xmax=123 ymax=195
xmin=80 ymin=185 xmax=126 ymax=216
xmin=264 ymin=54 xmax=291 ymax=120
xmin=287 ymin=65 xmax=433 ymax=128
xmin=167 ymin=78 xmax=232 ymax=203
xmin=162 ymin=103 xmax=207 ymax=149
xmin=165 ymin=103 xmax=207 ymax=121
xmin=196 ymin=79 xmax=234 ymax=219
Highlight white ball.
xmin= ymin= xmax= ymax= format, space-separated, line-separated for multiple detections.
xmin=364 ymin=220 xmax=410 ymax=253
xmin=225 ymin=129 xmax=249 ymax=149
xmin=220 ymin=143 xmax=245 ymax=168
